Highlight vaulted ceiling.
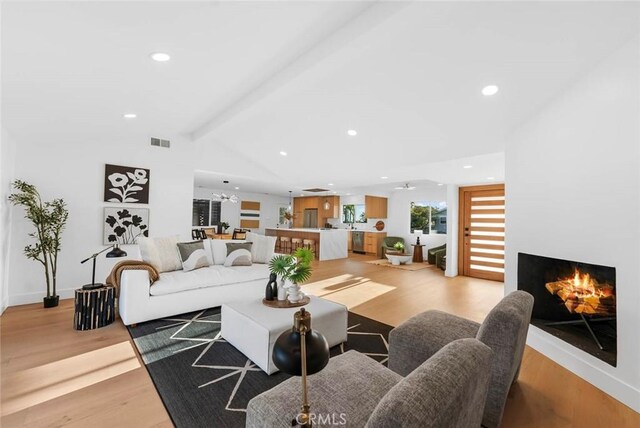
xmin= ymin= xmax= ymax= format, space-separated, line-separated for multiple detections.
xmin=3 ymin=1 xmax=639 ymax=194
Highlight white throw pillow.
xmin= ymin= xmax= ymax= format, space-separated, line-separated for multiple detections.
xmin=138 ymin=235 xmax=183 ymax=273
xmin=246 ymin=232 xmax=277 ymax=264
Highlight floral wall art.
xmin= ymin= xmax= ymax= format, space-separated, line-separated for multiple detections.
xmin=104 ymin=164 xmax=150 ymax=203
xmin=103 ymin=208 xmax=149 ymax=245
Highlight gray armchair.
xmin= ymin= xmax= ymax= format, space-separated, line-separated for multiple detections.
xmin=388 ymin=291 xmax=534 ymax=428
xmin=381 ymin=236 xmax=404 ymax=258
xmin=247 ymin=339 xmax=493 ymax=428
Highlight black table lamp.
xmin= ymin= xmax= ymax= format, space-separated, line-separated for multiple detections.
xmin=81 ymin=244 xmax=127 ymax=290
xmin=272 ymin=308 xmax=330 ymax=427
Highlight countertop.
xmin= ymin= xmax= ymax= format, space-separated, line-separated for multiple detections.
xmin=265 ymin=228 xmax=348 ymax=233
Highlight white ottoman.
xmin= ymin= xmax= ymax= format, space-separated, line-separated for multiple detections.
xmin=221 ymin=296 xmax=348 ymax=374
xmin=386 ymin=253 xmax=413 ymax=265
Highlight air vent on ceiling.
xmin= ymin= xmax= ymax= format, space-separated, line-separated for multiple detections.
xmin=302 ymin=188 xmax=330 ymax=192
xmin=150 ymin=137 xmax=170 ymax=148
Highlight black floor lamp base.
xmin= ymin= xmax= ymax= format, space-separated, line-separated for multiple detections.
xmin=82 ymin=282 xmax=105 ymax=290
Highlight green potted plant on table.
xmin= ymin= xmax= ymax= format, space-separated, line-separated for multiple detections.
xmin=8 ymin=180 xmax=69 ymax=308
xmin=393 ymin=241 xmax=405 ymax=253
xmin=268 ymin=247 xmax=314 ymax=302
xmin=220 ymin=222 xmax=230 ymax=234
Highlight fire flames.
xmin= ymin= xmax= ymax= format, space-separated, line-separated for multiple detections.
xmin=545 ymin=269 xmax=615 ymax=316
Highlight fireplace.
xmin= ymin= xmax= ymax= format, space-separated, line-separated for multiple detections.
xmin=518 ymin=253 xmax=616 ymax=366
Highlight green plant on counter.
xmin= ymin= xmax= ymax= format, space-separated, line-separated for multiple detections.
xmin=268 ymin=247 xmax=314 ymax=284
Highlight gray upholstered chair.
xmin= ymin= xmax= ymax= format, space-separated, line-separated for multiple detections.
xmin=246 ymin=338 xmax=492 ymax=428
xmin=388 ymin=291 xmax=534 ymax=428
xmin=380 ymin=236 xmax=404 ymax=258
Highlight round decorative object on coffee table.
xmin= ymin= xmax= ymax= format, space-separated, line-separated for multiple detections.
xmin=385 ymin=253 xmax=413 ymax=266
xmin=74 ymin=285 xmax=115 ymax=330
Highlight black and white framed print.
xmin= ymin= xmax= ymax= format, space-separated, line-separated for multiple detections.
xmin=104 ymin=164 xmax=150 ymax=203
xmin=103 ymin=207 xmax=149 ymax=244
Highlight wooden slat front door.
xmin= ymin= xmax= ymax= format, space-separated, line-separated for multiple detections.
xmin=458 ymin=184 xmax=505 ymax=282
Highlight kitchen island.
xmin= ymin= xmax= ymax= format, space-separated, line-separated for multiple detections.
xmin=265 ymin=228 xmax=348 ymax=261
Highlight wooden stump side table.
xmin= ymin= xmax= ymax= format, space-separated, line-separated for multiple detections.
xmin=412 ymin=244 xmax=425 ymax=263
xmin=74 ymin=285 xmax=116 ymax=330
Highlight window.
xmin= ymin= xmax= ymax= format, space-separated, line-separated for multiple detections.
xmin=192 ymin=199 xmax=221 ymax=227
xmin=410 ymin=201 xmax=447 ymax=234
xmin=342 ymin=204 xmax=367 ymax=223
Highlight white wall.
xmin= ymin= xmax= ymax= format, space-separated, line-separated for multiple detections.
xmin=193 ymin=187 xmax=290 ymax=235
xmin=505 ymin=37 xmax=640 ymax=411
xmin=7 ymin=133 xmax=195 ymax=305
xmin=386 ymin=187 xmax=448 ymax=253
xmin=0 ymin=128 xmax=17 ymax=314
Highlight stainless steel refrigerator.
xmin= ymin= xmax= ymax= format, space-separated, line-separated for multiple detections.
xmin=303 ymin=209 xmax=318 ymax=228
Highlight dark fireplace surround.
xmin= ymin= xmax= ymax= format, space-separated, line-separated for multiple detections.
xmin=517 ymin=253 xmax=617 ymax=367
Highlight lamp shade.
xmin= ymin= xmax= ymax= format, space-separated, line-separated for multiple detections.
xmin=106 ymin=244 xmax=127 ymax=258
xmin=272 ymin=329 xmax=330 ymax=376
xmin=272 ymin=309 xmax=330 ymax=376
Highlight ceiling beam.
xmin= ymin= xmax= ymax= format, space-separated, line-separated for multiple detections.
xmin=189 ymin=1 xmax=409 ymax=141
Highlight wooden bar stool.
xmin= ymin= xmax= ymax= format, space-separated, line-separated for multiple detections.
xmin=279 ymin=236 xmax=291 ymax=254
xmin=291 ymin=237 xmax=303 ymax=253
xmin=303 ymin=239 xmax=317 ymax=259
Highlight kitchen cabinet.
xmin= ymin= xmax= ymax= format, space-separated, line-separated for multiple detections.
xmin=293 ymin=196 xmax=319 ymax=228
xmin=365 ymin=195 xmax=388 ymax=219
xmin=364 ymin=232 xmax=386 ymax=256
xmin=320 ymin=195 xmax=340 ymax=219
xmin=347 ymin=231 xmax=352 ymax=251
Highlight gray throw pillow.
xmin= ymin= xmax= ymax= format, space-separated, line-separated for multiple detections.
xmin=177 ymin=240 xmax=210 ymax=272
xmin=224 ymin=242 xmax=253 ymax=267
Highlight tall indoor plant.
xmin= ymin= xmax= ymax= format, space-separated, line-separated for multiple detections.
xmin=8 ymin=180 xmax=69 ymax=307
xmin=268 ymin=247 xmax=314 ymax=302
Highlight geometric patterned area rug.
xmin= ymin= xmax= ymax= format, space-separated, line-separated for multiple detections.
xmin=127 ymin=307 xmax=392 ymax=428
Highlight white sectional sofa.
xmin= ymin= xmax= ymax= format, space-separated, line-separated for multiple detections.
xmin=118 ymin=238 xmax=272 ymax=326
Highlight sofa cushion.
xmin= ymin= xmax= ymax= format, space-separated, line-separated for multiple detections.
xmin=149 ymin=263 xmax=270 ymax=296
xmin=176 ymin=240 xmax=210 ymax=272
xmin=138 ymin=235 xmax=182 ymax=273
xmin=209 ymin=239 xmax=246 ymax=265
xmin=224 ymin=242 xmax=253 ymax=267
xmin=246 ymin=232 xmax=277 ymax=264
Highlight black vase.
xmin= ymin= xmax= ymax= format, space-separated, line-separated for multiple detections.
xmin=265 ymin=273 xmax=277 ymax=300
xmin=43 ymin=295 xmax=59 ymax=308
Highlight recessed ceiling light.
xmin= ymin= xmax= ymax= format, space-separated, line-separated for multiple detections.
xmin=332 ymin=191 xmax=337 ymax=194
xmin=347 ymin=130 xmax=358 ymax=136
xmin=235 ymin=186 xmax=240 ymax=190
xmin=279 ymin=151 xmax=287 ymax=156
xmin=150 ymin=52 xmax=171 ymax=62
xmin=487 ymin=177 xmax=495 ymax=180
xmin=381 ymin=176 xmax=388 ymax=179
xmin=437 ymin=183 xmax=444 ymax=186
xmin=463 ymin=165 xmax=473 ymax=169
xmin=328 ymin=183 xmax=334 ymax=186
xmin=481 ymin=85 xmax=499 ymax=96
xmin=346 ymin=193 xmax=351 ymax=196
xmin=123 ymin=113 xmax=137 ymax=119
xmin=300 ymin=193 xmax=304 ymax=196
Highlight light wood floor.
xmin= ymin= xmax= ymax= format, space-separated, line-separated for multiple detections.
xmin=1 ymin=254 xmax=638 ymax=427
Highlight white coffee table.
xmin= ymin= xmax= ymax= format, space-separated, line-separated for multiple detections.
xmin=386 ymin=253 xmax=413 ymax=265
xmin=221 ymin=296 xmax=348 ymax=374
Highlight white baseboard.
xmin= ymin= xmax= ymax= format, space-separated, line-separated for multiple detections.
xmin=8 ymin=287 xmax=77 ymax=306
xmin=527 ymin=326 xmax=640 ymax=413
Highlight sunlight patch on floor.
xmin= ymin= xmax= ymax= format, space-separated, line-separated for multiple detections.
xmin=304 ymin=274 xmax=395 ymax=310
xmin=1 ymin=341 xmax=140 ymax=416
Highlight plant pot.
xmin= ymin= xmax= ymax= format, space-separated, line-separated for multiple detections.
xmin=43 ymin=295 xmax=59 ymax=308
